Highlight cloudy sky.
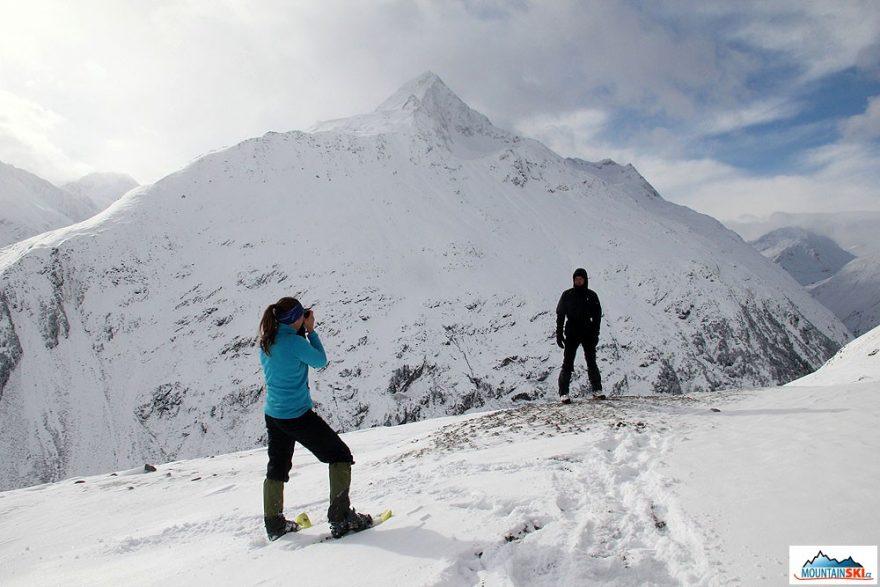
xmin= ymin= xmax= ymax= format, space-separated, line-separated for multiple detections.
xmin=1 ymin=0 xmax=879 ymax=222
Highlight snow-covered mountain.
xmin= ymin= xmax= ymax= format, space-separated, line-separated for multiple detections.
xmin=807 ymin=256 xmax=880 ymax=338
xmin=790 ymin=322 xmax=880 ymax=386
xmin=750 ymin=227 xmax=855 ymax=286
xmin=743 ymin=220 xmax=880 ymax=335
xmin=0 ymin=161 xmax=99 ymax=248
xmin=63 ymin=172 xmax=139 ymax=211
xmin=0 ymin=72 xmax=850 ymax=490
xmin=728 ymin=211 xmax=880 ymax=258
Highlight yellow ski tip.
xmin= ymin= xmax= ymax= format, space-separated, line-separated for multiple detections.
xmin=378 ymin=510 xmax=393 ymax=523
xmin=294 ymin=512 xmax=312 ymax=529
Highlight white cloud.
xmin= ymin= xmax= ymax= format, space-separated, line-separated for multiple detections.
xmin=0 ymin=90 xmax=90 ymax=183
xmin=635 ymin=139 xmax=880 ymax=222
xmin=516 ymin=108 xmax=610 ymax=156
xmin=841 ymin=96 xmax=880 ymax=142
xmin=664 ymin=1 xmax=880 ymax=83
xmin=0 ymin=0 xmax=877 ymax=221
xmin=0 ymin=0 xmax=742 ymax=184
xmin=521 ymin=108 xmax=880 ymax=222
xmin=700 ymin=98 xmax=803 ymax=136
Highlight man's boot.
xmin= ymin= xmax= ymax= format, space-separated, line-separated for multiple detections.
xmin=558 ymin=367 xmax=573 ymax=404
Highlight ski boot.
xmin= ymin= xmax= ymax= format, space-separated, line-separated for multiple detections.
xmin=559 ymin=394 xmax=571 ymax=405
xmin=265 ymin=515 xmax=300 ymax=541
xmin=330 ymin=508 xmax=373 ymax=539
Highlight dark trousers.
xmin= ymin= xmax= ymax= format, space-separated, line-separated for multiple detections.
xmin=265 ymin=411 xmax=354 ymax=522
xmin=559 ymin=333 xmax=602 ymax=395
xmin=265 ymin=410 xmax=353 ymax=481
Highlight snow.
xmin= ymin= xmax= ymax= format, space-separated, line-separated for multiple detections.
xmin=742 ymin=222 xmax=880 ymax=337
xmin=789 ymin=323 xmax=880 ymax=385
xmin=0 ymin=72 xmax=851 ymax=491
xmin=0 ymin=160 xmax=98 ymax=247
xmin=728 ymin=211 xmax=880 ymax=259
xmin=809 ymin=256 xmax=880 ymax=337
xmin=62 ymin=172 xmax=139 ymax=212
xmin=0 ymin=380 xmax=876 ymax=586
xmin=750 ymin=227 xmax=855 ymax=286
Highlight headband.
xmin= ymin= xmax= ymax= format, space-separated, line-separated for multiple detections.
xmin=274 ymin=304 xmax=304 ymax=325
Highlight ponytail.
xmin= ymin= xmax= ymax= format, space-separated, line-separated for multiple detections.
xmin=259 ymin=297 xmax=300 ymax=355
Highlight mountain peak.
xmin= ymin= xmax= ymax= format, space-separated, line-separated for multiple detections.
xmin=311 ymin=72 xmax=510 ymax=153
xmin=752 ymin=227 xmax=856 ymax=286
xmin=375 ymin=71 xmax=455 ymax=112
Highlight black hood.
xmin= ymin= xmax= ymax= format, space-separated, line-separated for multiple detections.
xmin=573 ymin=267 xmax=588 ymax=289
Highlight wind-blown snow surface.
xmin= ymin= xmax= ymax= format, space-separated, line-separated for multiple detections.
xmin=0 ymin=72 xmax=850 ymax=490
xmin=0 ymin=161 xmax=98 ymax=247
xmin=0 ymin=383 xmax=876 ymax=587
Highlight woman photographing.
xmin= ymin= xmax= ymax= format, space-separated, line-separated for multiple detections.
xmin=258 ymin=297 xmax=372 ymax=540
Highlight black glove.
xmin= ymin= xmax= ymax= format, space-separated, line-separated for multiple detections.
xmin=556 ymin=333 xmax=565 ymax=349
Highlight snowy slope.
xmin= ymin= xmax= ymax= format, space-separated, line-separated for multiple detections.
xmin=750 ymin=227 xmax=855 ymax=286
xmin=0 ymin=72 xmax=850 ymax=490
xmin=62 ymin=172 xmax=139 ymax=211
xmin=0 ymin=160 xmax=98 ymax=247
xmin=789 ymin=323 xmax=880 ymax=385
xmin=807 ymin=256 xmax=880 ymax=337
xmin=0 ymin=384 xmax=876 ymax=587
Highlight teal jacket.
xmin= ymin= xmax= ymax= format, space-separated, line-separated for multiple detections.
xmin=260 ymin=326 xmax=328 ymax=419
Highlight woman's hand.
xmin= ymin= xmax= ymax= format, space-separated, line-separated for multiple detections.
xmin=303 ymin=309 xmax=316 ymax=333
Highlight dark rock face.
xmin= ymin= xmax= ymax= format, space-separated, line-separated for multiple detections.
xmin=0 ymin=293 xmax=22 ymax=401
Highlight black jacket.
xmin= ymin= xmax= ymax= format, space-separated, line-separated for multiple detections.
xmin=556 ymin=286 xmax=602 ymax=339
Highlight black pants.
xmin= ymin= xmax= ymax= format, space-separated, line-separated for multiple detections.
xmin=559 ymin=332 xmax=602 ymax=395
xmin=265 ymin=410 xmax=353 ymax=483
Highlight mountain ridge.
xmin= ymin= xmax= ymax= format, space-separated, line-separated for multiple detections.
xmin=0 ymin=73 xmax=850 ymax=490
xmin=751 ymin=227 xmax=855 ymax=286
xmin=0 ymin=161 xmax=99 ymax=248
xmin=62 ymin=172 xmax=139 ymax=211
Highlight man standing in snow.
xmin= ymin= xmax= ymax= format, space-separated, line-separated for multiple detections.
xmin=556 ymin=268 xmax=604 ymax=404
